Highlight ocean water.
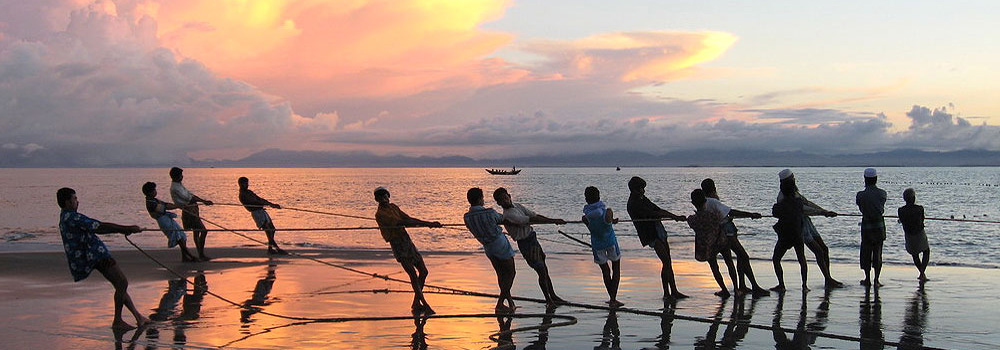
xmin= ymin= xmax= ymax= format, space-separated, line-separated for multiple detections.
xmin=2 ymin=167 xmax=999 ymax=268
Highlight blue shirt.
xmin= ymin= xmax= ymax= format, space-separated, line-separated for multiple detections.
xmin=583 ymin=201 xmax=618 ymax=250
xmin=59 ymin=210 xmax=111 ymax=281
xmin=464 ymin=206 xmax=505 ymax=245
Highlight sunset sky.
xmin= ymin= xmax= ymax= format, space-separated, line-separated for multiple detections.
xmin=1 ymin=0 xmax=998 ymax=165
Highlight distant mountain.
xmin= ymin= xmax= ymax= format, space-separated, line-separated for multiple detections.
xmin=192 ymin=148 xmax=1000 ymax=167
xmin=5 ymin=147 xmax=999 ymax=167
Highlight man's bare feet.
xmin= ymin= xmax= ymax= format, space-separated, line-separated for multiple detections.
xmin=550 ymin=296 xmax=567 ymax=305
xmin=671 ymin=292 xmax=689 ymax=300
xmin=770 ymin=285 xmax=786 ymax=292
xmin=136 ymin=316 xmax=151 ymax=328
xmin=825 ymin=279 xmax=844 ymax=288
xmin=495 ymin=305 xmax=513 ymax=314
xmin=714 ymin=289 xmax=731 ymax=298
xmin=873 ymin=280 xmax=883 ymax=287
xmin=751 ymin=287 xmax=771 ymax=296
xmin=801 ymin=284 xmax=810 ymax=292
xmin=860 ymin=279 xmax=871 ymax=286
xmin=608 ymin=300 xmax=625 ymax=308
xmin=918 ymin=275 xmax=928 ymax=281
xmin=423 ymin=306 xmax=436 ymax=316
xmin=198 ymin=255 xmax=212 ymax=262
xmin=738 ymin=286 xmax=753 ymax=294
xmin=111 ymin=321 xmax=135 ymax=330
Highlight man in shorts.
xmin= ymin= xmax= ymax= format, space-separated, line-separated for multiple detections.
xmin=238 ymin=177 xmax=287 ymax=255
xmin=582 ymin=186 xmax=624 ymax=307
xmin=170 ymin=167 xmax=214 ymax=261
xmin=626 ymin=176 xmax=688 ymax=300
xmin=374 ymin=187 xmax=442 ymax=314
xmin=856 ymin=168 xmax=887 ymax=287
xmin=464 ymin=188 xmax=517 ymax=313
xmin=777 ymin=169 xmax=844 ymax=288
xmin=771 ymin=181 xmax=809 ymax=292
xmin=493 ymin=187 xmax=567 ymax=305
xmin=57 ymin=187 xmax=149 ymax=330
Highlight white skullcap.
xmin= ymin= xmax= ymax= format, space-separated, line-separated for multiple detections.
xmin=778 ymin=169 xmax=793 ymax=180
xmin=864 ymin=168 xmax=877 ymax=178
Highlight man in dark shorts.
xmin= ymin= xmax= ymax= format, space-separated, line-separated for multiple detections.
xmin=169 ymin=167 xmax=214 ymax=261
xmin=57 ymin=187 xmax=149 ymax=330
xmin=238 ymin=177 xmax=287 ymax=255
xmin=493 ymin=187 xmax=567 ymax=305
xmin=771 ymin=181 xmax=809 ymax=292
xmin=374 ymin=187 xmax=442 ymax=314
xmin=626 ymin=176 xmax=688 ymax=300
xmin=856 ymin=168 xmax=887 ymax=287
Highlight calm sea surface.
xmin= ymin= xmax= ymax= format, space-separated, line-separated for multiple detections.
xmin=2 ymin=167 xmax=999 ymax=268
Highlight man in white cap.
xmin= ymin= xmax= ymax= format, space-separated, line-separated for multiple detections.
xmin=856 ymin=168 xmax=887 ymax=287
xmin=777 ymin=169 xmax=844 ymax=288
xmin=373 ymin=187 xmax=442 ymax=314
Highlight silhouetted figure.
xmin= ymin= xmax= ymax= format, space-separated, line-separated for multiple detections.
xmin=56 ymin=187 xmax=148 ymax=330
xmin=771 ymin=181 xmax=809 ymax=292
xmin=241 ymin=263 xmax=277 ymax=324
xmin=777 ymin=169 xmax=843 ymax=288
xmin=626 ymin=176 xmax=688 ymax=300
xmin=688 ymin=189 xmax=738 ymax=298
xmin=238 ymin=177 xmax=287 ymax=255
xmin=582 ymin=186 xmax=624 ymax=307
xmin=857 ymin=168 xmax=887 ymax=287
xmin=771 ymin=291 xmax=811 ymax=349
xmin=411 ymin=314 xmax=430 ymax=350
xmin=143 ymin=182 xmax=197 ymax=262
xmin=859 ymin=286 xmax=884 ymax=350
xmin=653 ymin=299 xmax=678 ymax=349
xmin=178 ymin=273 xmax=208 ymax=321
xmin=374 ymin=187 xmax=442 ymax=314
xmin=695 ymin=298 xmax=728 ymax=349
xmin=595 ymin=309 xmax=621 ymax=350
xmin=524 ymin=304 xmax=557 ymax=350
xmin=494 ymin=187 xmax=567 ymax=305
xmin=701 ymin=178 xmax=769 ymax=296
xmin=464 ymin=187 xmax=517 ymax=313
xmin=899 ymin=284 xmax=929 ymax=348
xmin=899 ymin=188 xmax=930 ymax=281
xmin=169 ymin=167 xmax=214 ymax=261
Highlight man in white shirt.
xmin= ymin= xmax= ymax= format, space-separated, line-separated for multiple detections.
xmin=493 ymin=187 xmax=567 ymax=305
xmin=169 ymin=167 xmax=214 ymax=261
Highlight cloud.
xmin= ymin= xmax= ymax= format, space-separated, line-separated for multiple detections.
xmin=520 ymin=31 xmax=738 ymax=83
xmin=0 ymin=1 xmax=300 ymax=165
xmin=896 ymin=105 xmax=1000 ymax=150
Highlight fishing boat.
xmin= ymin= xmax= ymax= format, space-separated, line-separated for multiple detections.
xmin=486 ymin=167 xmax=521 ymax=175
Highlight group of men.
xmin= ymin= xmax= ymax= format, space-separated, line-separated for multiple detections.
xmin=58 ymin=167 xmax=929 ymax=328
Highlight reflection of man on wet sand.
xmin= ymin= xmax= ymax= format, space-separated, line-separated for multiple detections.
xmin=241 ymin=263 xmax=277 ymax=323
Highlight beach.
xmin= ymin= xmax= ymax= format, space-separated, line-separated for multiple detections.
xmin=2 ymin=246 xmax=996 ymax=349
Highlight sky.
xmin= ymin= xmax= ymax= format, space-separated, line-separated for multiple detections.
xmin=1 ymin=0 xmax=998 ymax=165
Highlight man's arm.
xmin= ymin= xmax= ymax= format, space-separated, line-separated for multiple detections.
xmin=605 ymin=208 xmax=619 ymax=224
xmin=729 ymin=208 xmax=762 ymax=219
xmin=96 ymin=222 xmax=142 ymax=235
xmin=529 ymin=214 xmax=567 ymax=225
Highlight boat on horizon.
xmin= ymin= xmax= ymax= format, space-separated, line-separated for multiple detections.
xmin=486 ymin=167 xmax=520 ymax=175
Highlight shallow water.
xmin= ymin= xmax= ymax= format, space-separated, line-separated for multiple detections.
xmin=2 ymin=167 xmax=999 ymax=269
xmin=5 ymin=248 xmax=996 ymax=349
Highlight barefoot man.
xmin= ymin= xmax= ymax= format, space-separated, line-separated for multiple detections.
xmin=57 ymin=187 xmax=150 ymax=330
xmin=626 ymin=176 xmax=688 ymax=300
xmin=374 ymin=187 xmax=442 ymax=314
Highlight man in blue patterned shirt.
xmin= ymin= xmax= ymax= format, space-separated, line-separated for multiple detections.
xmin=57 ymin=187 xmax=149 ymax=330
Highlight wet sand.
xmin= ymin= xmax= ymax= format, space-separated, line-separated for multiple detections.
xmin=1 ymin=247 xmax=996 ymax=349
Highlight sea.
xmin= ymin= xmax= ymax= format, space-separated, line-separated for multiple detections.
xmin=2 ymin=167 xmax=999 ymax=269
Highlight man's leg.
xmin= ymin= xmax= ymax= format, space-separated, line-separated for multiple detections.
xmin=721 ymin=250 xmax=739 ymax=294
xmin=653 ymin=239 xmax=686 ymax=299
xmin=793 ymin=244 xmax=809 ymax=291
xmin=98 ymin=262 xmax=149 ymax=329
xmin=771 ymin=246 xmax=787 ymax=291
xmin=860 ymin=240 xmax=872 ymax=285
xmin=873 ymin=241 xmax=883 ymax=286
xmin=413 ymin=257 xmax=434 ymax=314
xmin=708 ymin=256 xmax=729 ymax=297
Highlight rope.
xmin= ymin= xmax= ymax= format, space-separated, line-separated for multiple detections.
xmin=156 ymin=207 xmax=946 ymax=349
